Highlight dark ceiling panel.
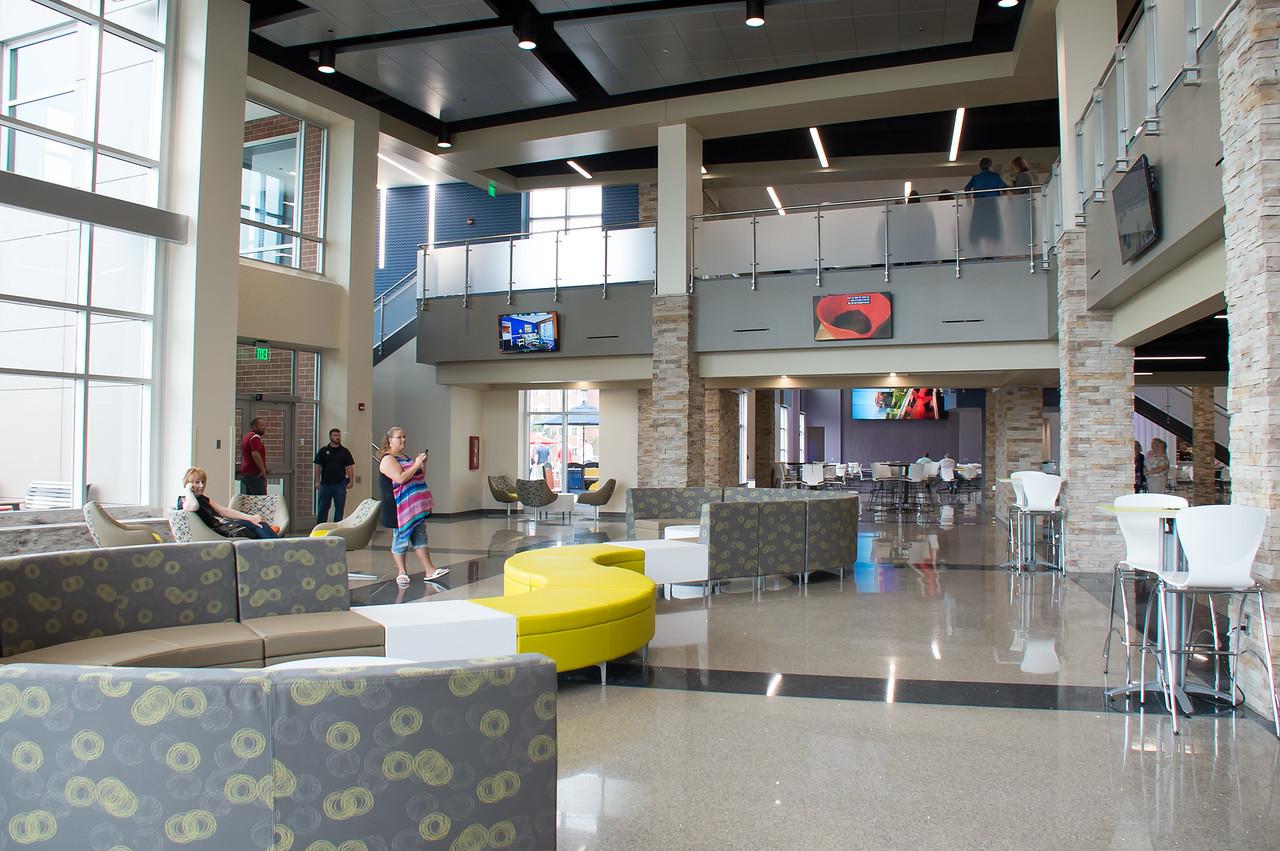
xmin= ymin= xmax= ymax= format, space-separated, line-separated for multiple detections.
xmin=1134 ymin=313 xmax=1228 ymax=374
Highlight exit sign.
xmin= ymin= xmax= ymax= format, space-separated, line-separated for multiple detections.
xmin=254 ymin=345 xmax=270 ymax=361
xmin=487 ymin=181 xmax=496 ymax=198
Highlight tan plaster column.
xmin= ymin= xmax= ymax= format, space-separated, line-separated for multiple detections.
xmin=1192 ymin=386 xmax=1217 ymax=506
xmin=1056 ymin=229 xmax=1133 ymax=573
xmin=1217 ymin=0 xmax=1280 ymax=717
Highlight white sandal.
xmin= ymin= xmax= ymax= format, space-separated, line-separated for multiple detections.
xmin=395 ymin=573 xmax=410 ymax=586
xmin=425 ymin=568 xmax=450 ymax=581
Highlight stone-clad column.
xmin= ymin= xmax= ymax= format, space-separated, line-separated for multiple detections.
xmin=636 ymin=388 xmax=655 ymax=487
xmin=753 ymin=390 xmax=777 ymax=487
xmin=704 ymin=389 xmax=740 ymax=487
xmin=651 ymin=295 xmax=705 ymax=486
xmin=1192 ymin=386 xmax=1217 ymax=506
xmin=990 ymin=387 xmax=1044 ymax=523
xmin=1217 ymin=0 xmax=1280 ymax=717
xmin=1057 ymin=228 xmax=1133 ymax=573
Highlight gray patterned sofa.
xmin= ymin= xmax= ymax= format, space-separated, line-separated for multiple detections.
xmin=0 ymin=538 xmax=381 ymax=667
xmin=625 ymin=487 xmax=858 ymax=584
xmin=0 ymin=654 xmax=557 ymax=849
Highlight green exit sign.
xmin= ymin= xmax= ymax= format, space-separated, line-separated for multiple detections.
xmin=254 ymin=346 xmax=270 ymax=361
xmin=487 ymin=181 xmax=496 ymax=198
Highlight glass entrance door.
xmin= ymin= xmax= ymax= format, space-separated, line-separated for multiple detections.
xmin=238 ymin=402 xmax=292 ymax=506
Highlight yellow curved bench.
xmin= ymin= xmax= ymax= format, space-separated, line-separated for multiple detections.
xmin=471 ymin=544 xmax=656 ymax=672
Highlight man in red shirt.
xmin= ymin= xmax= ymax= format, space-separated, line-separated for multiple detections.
xmin=240 ymin=418 xmax=269 ymax=495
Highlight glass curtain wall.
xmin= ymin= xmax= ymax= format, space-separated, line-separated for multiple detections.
xmin=527 ymin=186 xmax=601 ymax=233
xmin=0 ymin=0 xmax=167 ymax=509
xmin=524 ymin=389 xmax=599 ymax=492
xmin=240 ymin=99 xmax=326 ymax=272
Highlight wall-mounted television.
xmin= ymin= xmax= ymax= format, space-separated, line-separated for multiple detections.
xmin=814 ymin=292 xmax=893 ymax=341
xmin=1114 ymin=154 xmax=1160 ymax=264
xmin=850 ymin=388 xmax=946 ymax=421
xmin=499 ymin=311 xmax=559 ymax=354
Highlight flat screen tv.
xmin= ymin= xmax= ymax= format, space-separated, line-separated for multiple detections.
xmin=1114 ymin=154 xmax=1160 ymax=264
xmin=850 ymin=388 xmax=946 ymax=421
xmin=813 ymin=292 xmax=893 ymax=341
xmin=499 ymin=311 xmax=559 ymax=354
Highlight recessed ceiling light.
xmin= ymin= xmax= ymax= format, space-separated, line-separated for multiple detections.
xmin=316 ymin=44 xmax=336 ymax=74
xmin=948 ymin=107 xmax=965 ymax=162
xmin=808 ymin=127 xmax=829 ymax=169
xmin=1135 ymin=371 xmax=1153 ymax=376
xmin=1215 ymin=314 xmax=1227 ymax=319
xmin=745 ymin=0 xmax=765 ymax=27
xmin=997 ymin=0 xmax=1019 ymax=8
xmin=889 ymin=372 xmax=897 ymax=378
xmin=1133 ymin=355 xmax=1207 ymax=361
xmin=766 ymin=185 xmax=785 ymax=215
xmin=567 ymin=160 xmax=592 ymax=180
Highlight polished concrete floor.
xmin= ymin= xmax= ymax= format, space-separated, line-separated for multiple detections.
xmin=346 ymin=500 xmax=1280 ymax=849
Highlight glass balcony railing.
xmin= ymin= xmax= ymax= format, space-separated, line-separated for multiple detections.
xmin=373 ymin=268 xmax=419 ymax=351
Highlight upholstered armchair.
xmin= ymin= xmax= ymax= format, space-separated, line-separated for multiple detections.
xmin=84 ymin=501 xmax=163 ymax=547
xmin=167 ymin=508 xmax=225 ymax=543
xmin=309 ymin=498 xmax=381 ymax=550
xmin=487 ymin=475 xmax=521 ymax=517
xmin=228 ymin=493 xmax=289 ymax=534
xmin=516 ymin=478 xmax=576 ymax=521
xmin=574 ymin=478 xmax=616 ymax=521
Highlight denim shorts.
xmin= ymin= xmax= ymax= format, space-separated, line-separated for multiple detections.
xmin=391 ymin=521 xmax=428 ymax=554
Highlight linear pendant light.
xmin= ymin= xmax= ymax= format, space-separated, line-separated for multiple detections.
xmin=948 ymin=107 xmax=965 ymax=162
xmin=766 ymin=185 xmax=785 ymax=215
xmin=567 ymin=160 xmax=592 ymax=179
xmin=808 ymin=127 xmax=829 ymax=168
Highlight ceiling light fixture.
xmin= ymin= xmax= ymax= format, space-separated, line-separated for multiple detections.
xmin=808 ymin=127 xmax=829 ymax=168
xmin=766 ymin=185 xmax=785 ymax=215
xmin=1215 ymin=314 xmax=1227 ymax=319
xmin=317 ymin=44 xmax=337 ymax=74
xmin=515 ymin=12 xmax=538 ymax=50
xmin=436 ymin=125 xmax=452 ymax=149
xmin=1135 ymin=371 xmax=1153 ymax=376
xmin=948 ymin=107 xmax=965 ymax=162
xmin=1133 ymin=355 xmax=1207 ymax=361
xmin=567 ymin=159 xmax=592 ymax=179
xmin=997 ymin=0 xmax=1020 ymax=8
xmin=701 ymin=165 xmax=708 ymax=175
xmin=903 ymin=180 xmax=912 ymax=199
xmin=745 ymin=0 xmax=765 ymax=28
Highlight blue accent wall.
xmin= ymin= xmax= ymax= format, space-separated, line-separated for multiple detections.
xmin=434 ymin=182 xmax=524 ymax=246
xmin=375 ymin=186 xmax=427 ymax=297
xmin=602 ymin=184 xmax=639 ymax=226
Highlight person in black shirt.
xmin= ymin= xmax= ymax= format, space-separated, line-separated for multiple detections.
xmin=314 ymin=428 xmax=356 ymax=522
xmin=178 ymin=467 xmax=277 ymax=538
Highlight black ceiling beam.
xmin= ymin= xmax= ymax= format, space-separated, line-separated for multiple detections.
xmin=483 ymin=0 xmax=608 ymax=102
xmin=541 ymin=0 xmax=736 ymax=24
xmin=246 ymin=33 xmax=444 ymax=136
xmin=294 ymin=19 xmax=509 ymax=55
xmin=247 ymin=0 xmax=314 ymax=30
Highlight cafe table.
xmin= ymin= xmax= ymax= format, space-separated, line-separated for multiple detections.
xmin=1095 ymin=503 xmax=1227 ymax=717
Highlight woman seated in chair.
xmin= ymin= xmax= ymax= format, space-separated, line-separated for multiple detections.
xmin=178 ymin=467 xmax=278 ymax=539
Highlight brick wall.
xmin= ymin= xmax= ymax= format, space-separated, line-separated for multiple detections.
xmin=1217 ymin=0 xmax=1280 ymax=719
xmin=1192 ymin=386 xmax=1216 ymax=506
xmin=650 ymin=294 xmax=704 ymax=487
xmin=1056 ymin=228 xmax=1131 ymax=573
xmin=637 ymin=183 xmax=658 ymax=221
xmin=704 ymin=389 xmax=740 ymax=486
xmin=989 ymin=386 xmax=1044 ymax=523
xmin=754 ymin=390 xmax=777 ymax=486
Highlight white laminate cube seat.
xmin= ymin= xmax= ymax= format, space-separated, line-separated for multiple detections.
xmin=353 ymin=600 xmax=517 ymax=662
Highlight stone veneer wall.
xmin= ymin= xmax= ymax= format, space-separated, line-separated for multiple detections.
xmin=636 ymin=388 xmax=655 ymax=487
xmin=651 ymin=295 xmax=705 ymax=486
xmin=1192 ymin=386 xmax=1217 ymax=506
xmin=990 ymin=387 xmax=1044 ymax=523
xmin=1217 ymin=0 xmax=1280 ymax=718
xmin=1056 ymin=229 xmax=1132 ymax=573
xmin=704 ymin=389 xmax=740 ymax=486
xmin=753 ymin=390 xmax=777 ymax=486
xmin=638 ymin=183 xmax=658 ymax=222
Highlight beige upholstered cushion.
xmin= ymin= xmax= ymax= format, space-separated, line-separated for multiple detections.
xmin=241 ymin=611 xmax=384 ymax=659
xmin=1 ymin=633 xmax=185 ymax=667
xmin=0 ymin=623 xmax=263 ymax=667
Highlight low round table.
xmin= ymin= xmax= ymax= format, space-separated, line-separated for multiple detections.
xmin=663 ymin=524 xmax=700 ymax=541
xmin=267 ymin=655 xmax=414 ymax=670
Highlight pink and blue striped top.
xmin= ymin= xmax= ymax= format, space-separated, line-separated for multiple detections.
xmin=391 ymin=454 xmax=433 ymax=547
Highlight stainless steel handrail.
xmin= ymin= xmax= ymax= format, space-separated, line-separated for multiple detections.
xmin=418 ymin=219 xmax=657 ymax=251
xmin=689 ymin=186 xmax=1045 ymax=221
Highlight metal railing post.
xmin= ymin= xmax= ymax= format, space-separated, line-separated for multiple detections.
xmin=954 ymin=196 xmax=962 ymax=278
xmin=1183 ymin=0 xmax=1201 ymax=85
xmin=506 ymin=238 xmax=514 ymax=305
xmin=377 ymin=298 xmax=384 ymax=353
xmin=462 ymin=241 xmax=471 ymax=308
xmin=814 ymin=210 xmax=823 ymax=287
xmin=882 ymin=200 xmax=891 ymax=283
xmin=750 ymin=214 xmax=758 ymax=291
xmin=1028 ymin=193 xmax=1036 ymax=274
xmin=687 ymin=219 xmax=695 ymax=294
xmin=602 ymin=229 xmax=609 ymax=299
xmin=1115 ymin=44 xmax=1130 ymax=170
xmin=1143 ymin=1 xmax=1161 ymax=134
xmin=553 ymin=230 xmax=560 ymax=303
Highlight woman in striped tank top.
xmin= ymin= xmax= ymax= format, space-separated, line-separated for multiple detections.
xmin=379 ymin=426 xmax=451 ymax=586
